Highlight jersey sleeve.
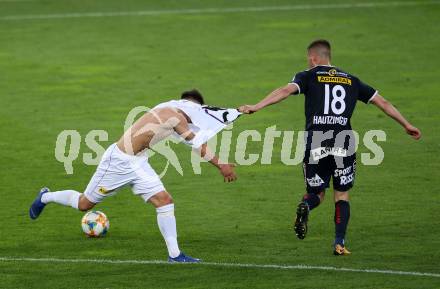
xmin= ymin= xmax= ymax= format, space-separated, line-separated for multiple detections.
xmin=358 ymin=79 xmax=378 ymax=104
xmin=289 ymin=71 xmax=308 ymax=95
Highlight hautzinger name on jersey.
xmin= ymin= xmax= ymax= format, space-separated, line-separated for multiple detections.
xmin=317 ymin=76 xmax=352 ymax=85
xmin=313 ymin=115 xmax=348 ymax=126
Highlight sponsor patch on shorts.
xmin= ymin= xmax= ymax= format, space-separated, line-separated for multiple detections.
xmin=99 ymin=187 xmax=109 ymax=194
xmin=307 ymin=174 xmax=325 ymax=187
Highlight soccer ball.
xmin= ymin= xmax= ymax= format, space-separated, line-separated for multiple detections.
xmin=81 ymin=211 xmax=109 ymax=237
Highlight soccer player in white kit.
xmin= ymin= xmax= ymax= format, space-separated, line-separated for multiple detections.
xmin=29 ymin=89 xmax=238 ymax=263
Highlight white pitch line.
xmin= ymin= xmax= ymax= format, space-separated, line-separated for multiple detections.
xmin=0 ymin=1 xmax=439 ymax=21
xmin=0 ymin=0 xmax=34 ymax=2
xmin=0 ymin=256 xmax=439 ymax=278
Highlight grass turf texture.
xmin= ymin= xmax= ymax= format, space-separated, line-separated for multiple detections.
xmin=1 ymin=0 xmax=439 ymax=288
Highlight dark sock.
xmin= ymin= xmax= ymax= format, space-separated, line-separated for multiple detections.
xmin=302 ymin=193 xmax=321 ymax=211
xmin=334 ymin=200 xmax=350 ymax=245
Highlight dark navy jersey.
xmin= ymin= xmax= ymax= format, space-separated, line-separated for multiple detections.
xmin=290 ymin=65 xmax=377 ymax=151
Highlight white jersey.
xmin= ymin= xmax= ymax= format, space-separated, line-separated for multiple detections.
xmin=153 ymin=99 xmax=241 ymax=149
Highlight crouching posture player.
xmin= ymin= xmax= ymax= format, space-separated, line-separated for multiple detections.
xmin=30 ymin=89 xmax=238 ymax=262
xmin=239 ymin=40 xmax=421 ymax=255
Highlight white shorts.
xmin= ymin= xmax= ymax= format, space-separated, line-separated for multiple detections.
xmin=84 ymin=143 xmax=165 ymax=203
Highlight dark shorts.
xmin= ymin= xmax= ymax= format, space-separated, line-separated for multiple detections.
xmin=303 ymin=152 xmax=356 ymax=194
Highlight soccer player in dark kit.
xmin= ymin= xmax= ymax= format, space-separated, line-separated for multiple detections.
xmin=239 ymin=39 xmax=421 ymax=255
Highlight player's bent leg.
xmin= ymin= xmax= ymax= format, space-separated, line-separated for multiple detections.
xmin=147 ymin=191 xmax=200 ymax=263
xmin=77 ymin=194 xmax=97 ymax=212
xmin=297 ymin=156 xmax=332 ymax=240
xmin=302 ymin=191 xmax=325 ymax=211
xmin=294 ymin=191 xmax=324 ymax=240
xmin=333 ymin=190 xmax=351 ymax=256
xmin=30 ymin=188 xmax=82 ymax=219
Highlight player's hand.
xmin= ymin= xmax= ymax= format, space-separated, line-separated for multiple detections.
xmin=405 ymin=124 xmax=421 ymax=140
xmin=238 ymin=105 xmax=258 ymax=114
xmin=219 ymin=163 xmax=237 ymax=182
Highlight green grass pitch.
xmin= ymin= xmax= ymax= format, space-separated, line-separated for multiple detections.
xmin=0 ymin=0 xmax=439 ymax=288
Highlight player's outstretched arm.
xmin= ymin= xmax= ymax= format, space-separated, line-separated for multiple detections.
xmin=198 ymin=143 xmax=237 ymax=183
xmin=370 ymin=94 xmax=421 ymax=140
xmin=239 ymin=83 xmax=298 ymax=114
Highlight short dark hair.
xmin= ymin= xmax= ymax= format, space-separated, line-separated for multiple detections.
xmin=181 ymin=89 xmax=205 ymax=105
xmin=307 ymin=39 xmax=331 ymax=59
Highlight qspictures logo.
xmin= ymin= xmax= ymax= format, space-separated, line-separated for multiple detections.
xmin=54 ymin=106 xmax=386 ymax=177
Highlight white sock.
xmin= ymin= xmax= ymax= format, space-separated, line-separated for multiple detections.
xmin=156 ymin=204 xmax=180 ymax=258
xmin=41 ymin=190 xmax=80 ymax=210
